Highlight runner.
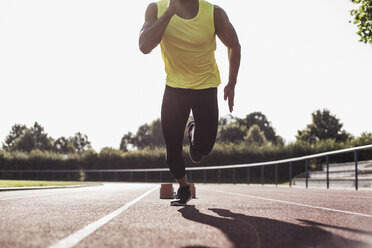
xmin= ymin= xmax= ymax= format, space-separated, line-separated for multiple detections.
xmin=139 ymin=0 xmax=241 ymax=205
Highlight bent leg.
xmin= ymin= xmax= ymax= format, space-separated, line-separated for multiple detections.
xmin=191 ymin=88 xmax=218 ymax=155
xmin=161 ymin=86 xmax=190 ymax=179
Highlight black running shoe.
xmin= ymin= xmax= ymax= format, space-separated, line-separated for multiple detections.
xmin=171 ymin=185 xmax=192 ymax=206
xmin=187 ymin=121 xmax=203 ymax=163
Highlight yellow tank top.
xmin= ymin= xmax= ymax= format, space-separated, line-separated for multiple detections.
xmin=157 ymin=0 xmax=221 ymax=89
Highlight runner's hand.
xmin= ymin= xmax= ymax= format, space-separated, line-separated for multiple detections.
xmin=224 ymin=84 xmax=235 ymax=113
xmin=167 ymin=0 xmax=179 ymax=16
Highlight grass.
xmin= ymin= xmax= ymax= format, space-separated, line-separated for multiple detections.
xmin=0 ymin=180 xmax=87 ymax=188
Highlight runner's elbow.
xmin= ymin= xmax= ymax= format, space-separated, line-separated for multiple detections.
xmin=140 ymin=48 xmax=151 ymax=55
xmin=139 ymin=43 xmax=152 ymax=54
xmin=234 ymin=43 xmax=241 ymax=52
xmin=228 ymin=42 xmax=241 ymax=52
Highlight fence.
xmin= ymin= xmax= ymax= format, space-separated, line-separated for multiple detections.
xmin=1 ymin=144 xmax=372 ymax=190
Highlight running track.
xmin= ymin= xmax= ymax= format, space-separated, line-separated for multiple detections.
xmin=1 ymin=183 xmax=372 ymax=248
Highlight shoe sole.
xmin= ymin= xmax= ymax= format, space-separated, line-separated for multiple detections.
xmin=188 ymin=146 xmax=203 ymax=164
xmin=187 ymin=122 xmax=203 ymax=164
xmin=187 ymin=122 xmax=194 ymax=147
xmin=170 ymin=195 xmax=192 ymax=206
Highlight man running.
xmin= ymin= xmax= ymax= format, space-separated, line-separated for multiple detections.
xmin=139 ymin=0 xmax=241 ymax=205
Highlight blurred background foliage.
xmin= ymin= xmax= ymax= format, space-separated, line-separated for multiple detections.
xmin=350 ymin=0 xmax=372 ymax=43
xmin=3 ymin=122 xmax=91 ymax=154
xmin=1 ymin=109 xmax=372 ymax=172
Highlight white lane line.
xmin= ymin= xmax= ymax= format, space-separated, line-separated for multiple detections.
xmin=0 ymin=189 xmax=98 ymax=201
xmin=48 ymin=186 xmax=159 ymax=248
xmin=203 ymin=189 xmax=372 ymax=218
xmin=294 ymin=192 xmax=372 ymax=200
xmin=247 ymin=188 xmax=372 ymax=200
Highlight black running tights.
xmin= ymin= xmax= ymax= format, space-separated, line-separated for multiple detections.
xmin=161 ymin=85 xmax=218 ymax=179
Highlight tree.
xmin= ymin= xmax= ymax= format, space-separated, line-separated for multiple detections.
xmin=218 ymin=114 xmax=235 ymax=126
xmin=2 ymin=122 xmax=92 ymax=153
xmin=120 ymin=132 xmax=135 ymax=152
xmin=138 ymin=119 xmax=164 ymax=149
xmin=120 ymin=119 xmax=164 ymax=150
xmin=217 ymin=123 xmax=246 ymax=144
xmin=217 ymin=115 xmax=246 ymax=143
xmin=71 ymin=132 xmax=91 ymax=153
xmin=30 ymin=122 xmax=53 ymax=151
xmin=297 ymin=109 xmax=351 ymax=143
xmin=351 ymin=132 xmax=372 ymax=146
xmin=7 ymin=122 xmax=53 ymax=152
xmin=350 ymin=0 xmax=372 ymax=44
xmin=237 ymin=112 xmax=284 ymax=145
xmin=13 ymin=129 xmax=35 ymax=152
xmin=121 ymin=114 xmax=283 ymax=149
xmin=245 ymin=124 xmax=268 ymax=146
xmin=3 ymin=124 xmax=27 ymax=150
xmin=54 ymin=137 xmax=75 ymax=154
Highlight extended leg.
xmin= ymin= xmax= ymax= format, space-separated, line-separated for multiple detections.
xmin=161 ymin=86 xmax=190 ymax=180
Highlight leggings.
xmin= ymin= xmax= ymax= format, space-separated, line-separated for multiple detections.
xmin=161 ymin=85 xmax=219 ymax=179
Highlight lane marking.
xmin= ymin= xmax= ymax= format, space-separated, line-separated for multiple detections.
xmin=240 ymin=187 xmax=372 ymax=200
xmin=227 ymin=185 xmax=372 ymax=199
xmin=48 ymin=186 xmax=159 ymax=248
xmin=203 ymin=189 xmax=372 ymax=218
xmin=1 ymin=183 xmax=147 ymax=201
xmin=0 ymin=188 xmax=98 ymax=201
xmin=291 ymin=191 xmax=372 ymax=200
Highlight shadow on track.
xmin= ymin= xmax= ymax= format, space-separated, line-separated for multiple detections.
xmin=178 ymin=206 xmax=370 ymax=248
xmin=298 ymin=219 xmax=372 ymax=236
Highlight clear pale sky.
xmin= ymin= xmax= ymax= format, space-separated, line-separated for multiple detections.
xmin=1 ymin=0 xmax=371 ymax=151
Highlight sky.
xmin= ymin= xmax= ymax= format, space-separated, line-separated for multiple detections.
xmin=0 ymin=0 xmax=371 ymax=152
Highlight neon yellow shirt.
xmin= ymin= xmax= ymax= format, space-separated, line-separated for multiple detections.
xmin=157 ymin=0 xmax=221 ymax=89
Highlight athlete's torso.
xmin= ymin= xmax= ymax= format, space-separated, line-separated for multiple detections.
xmin=157 ymin=0 xmax=221 ymax=89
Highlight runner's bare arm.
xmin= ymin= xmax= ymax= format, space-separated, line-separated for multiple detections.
xmin=214 ymin=6 xmax=241 ymax=113
xmin=139 ymin=1 xmax=179 ymax=54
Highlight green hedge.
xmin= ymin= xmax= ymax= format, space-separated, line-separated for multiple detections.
xmin=1 ymin=140 xmax=371 ymax=182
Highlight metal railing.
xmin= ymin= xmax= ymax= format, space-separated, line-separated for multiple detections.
xmin=1 ymin=144 xmax=372 ymax=190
